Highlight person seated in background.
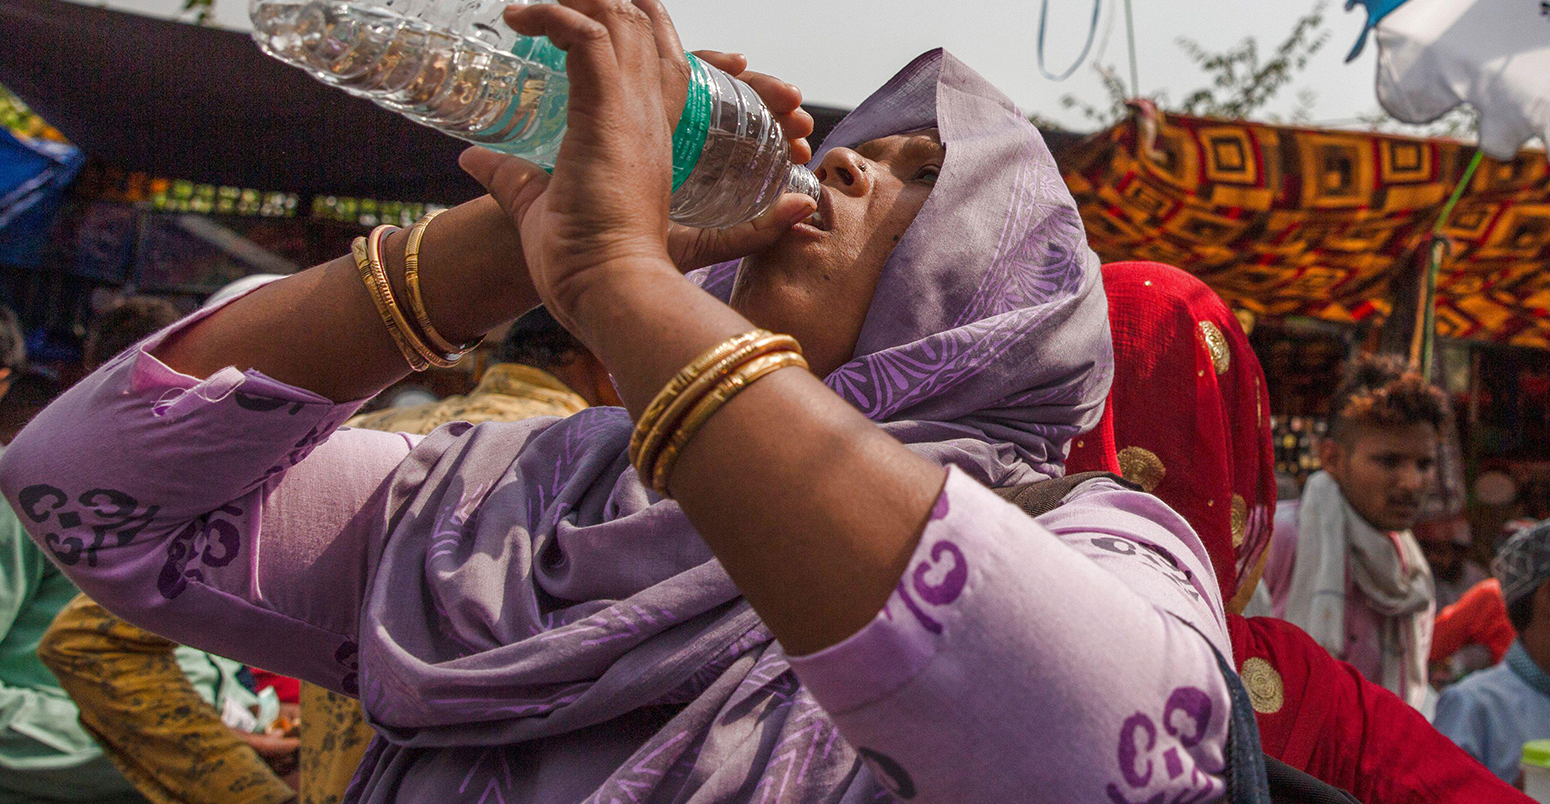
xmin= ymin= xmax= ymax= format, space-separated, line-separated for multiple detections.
xmin=1419 ymin=513 xmax=1497 ymax=681
xmin=346 ymin=303 xmax=621 ymax=435
xmin=1282 ymin=354 xmax=1446 ymax=708
xmin=1066 ymin=262 xmax=1528 ymax=804
xmin=38 ymin=291 xmax=300 ymax=804
xmin=296 ymin=305 xmax=623 ymax=804
xmin=1420 ymin=513 xmax=1491 ymax=610
xmin=1434 ymin=520 xmax=1550 ymax=785
xmin=80 ymin=297 xmax=182 ymax=372
xmin=0 ymin=303 xmax=145 ymax=804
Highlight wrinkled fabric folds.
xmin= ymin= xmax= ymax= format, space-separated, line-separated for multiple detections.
xmin=352 ymin=48 xmax=1110 ymax=802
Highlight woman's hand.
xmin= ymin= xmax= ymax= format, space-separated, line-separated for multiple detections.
xmin=475 ymin=0 xmax=681 ymax=326
xmin=666 ymin=51 xmax=818 ymax=272
xmin=460 ymin=8 xmax=818 ymax=313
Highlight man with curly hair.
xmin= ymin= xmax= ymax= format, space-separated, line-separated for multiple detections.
xmin=1282 ymin=354 xmax=1448 ymax=709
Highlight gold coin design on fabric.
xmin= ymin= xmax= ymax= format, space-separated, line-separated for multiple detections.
xmin=1198 ymin=320 xmax=1231 ymax=375
xmin=1241 ymin=657 xmax=1285 ymax=714
xmin=1118 ymin=446 xmax=1166 ymax=492
xmin=1231 ymin=494 xmax=1248 ymax=548
xmin=1255 ymin=376 xmax=1264 ymax=427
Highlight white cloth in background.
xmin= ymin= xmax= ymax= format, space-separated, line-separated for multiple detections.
xmin=1374 ymin=0 xmax=1550 ymax=159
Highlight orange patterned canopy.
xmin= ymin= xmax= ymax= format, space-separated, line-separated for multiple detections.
xmin=1060 ymin=108 xmax=1550 ymax=348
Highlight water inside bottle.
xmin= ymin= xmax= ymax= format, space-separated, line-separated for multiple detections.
xmin=251 ymin=0 xmax=813 ymax=226
xmin=251 ymin=0 xmax=569 ymax=165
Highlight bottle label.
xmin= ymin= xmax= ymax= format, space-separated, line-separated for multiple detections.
xmin=511 ymin=36 xmax=568 ymax=72
xmin=672 ymin=54 xmax=713 ymax=193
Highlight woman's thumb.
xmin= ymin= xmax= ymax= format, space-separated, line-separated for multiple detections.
xmin=701 ymin=194 xmax=816 ymax=261
xmin=459 ymin=147 xmax=549 ymax=216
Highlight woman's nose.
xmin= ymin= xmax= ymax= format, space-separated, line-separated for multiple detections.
xmin=814 ymin=148 xmax=872 ymax=198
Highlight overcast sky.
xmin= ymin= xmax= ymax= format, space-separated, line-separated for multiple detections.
xmin=87 ymin=0 xmax=1389 ymax=130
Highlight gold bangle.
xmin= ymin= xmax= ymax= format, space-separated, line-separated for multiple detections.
xmin=632 ymin=332 xmax=799 ymax=481
xmin=403 ymin=209 xmax=482 ymax=362
xmin=365 ymin=225 xmax=459 ymax=369
xmin=649 ymin=349 xmax=808 ymax=496
xmin=629 ymin=330 xmax=770 ymax=465
xmin=352 ymin=235 xmax=431 ymax=372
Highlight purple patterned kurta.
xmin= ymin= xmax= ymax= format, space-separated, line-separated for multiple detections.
xmin=0 ymin=50 xmax=1235 ymax=803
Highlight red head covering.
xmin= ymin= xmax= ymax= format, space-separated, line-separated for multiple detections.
xmin=1068 ymin=265 xmax=1533 ymax=803
xmin=1067 ymin=262 xmax=1277 ymax=611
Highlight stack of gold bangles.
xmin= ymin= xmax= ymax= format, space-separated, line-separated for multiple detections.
xmin=352 ymin=209 xmax=483 ymax=370
xmin=629 ymin=330 xmax=807 ymax=497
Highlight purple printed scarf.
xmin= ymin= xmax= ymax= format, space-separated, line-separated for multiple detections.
xmin=350 ymin=49 xmax=1111 ymax=803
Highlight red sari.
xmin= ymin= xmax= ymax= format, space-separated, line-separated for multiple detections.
xmin=1068 ymin=262 xmax=1527 ymax=803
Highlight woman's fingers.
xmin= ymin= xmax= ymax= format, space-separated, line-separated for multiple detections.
xmin=504 ymin=4 xmax=621 ymax=100
xmin=739 ymin=70 xmax=814 ymax=159
xmin=779 ymin=110 xmax=815 ymax=164
xmin=737 ymin=70 xmax=804 ymax=115
xmin=671 ymin=193 xmax=815 ymax=269
xmin=691 ymin=50 xmax=747 ymax=76
xmin=633 ymin=0 xmax=686 ymax=60
xmin=554 ymin=0 xmax=661 ymax=99
xmin=687 ymin=59 xmax=814 ymax=162
xmin=632 ymin=0 xmax=692 ymax=128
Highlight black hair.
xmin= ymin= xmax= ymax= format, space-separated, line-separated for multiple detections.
xmin=0 ymin=367 xmax=62 ymax=444
xmin=499 ymin=306 xmax=584 ymax=372
xmin=84 ymin=296 xmax=182 ymax=371
xmin=0 ymin=304 xmax=24 ymax=374
xmin=1509 ymin=590 xmax=1538 ymax=635
xmin=1327 ymin=353 xmax=1448 ymax=445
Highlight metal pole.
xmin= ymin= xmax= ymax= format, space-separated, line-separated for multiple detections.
xmin=1413 ymin=150 xmax=1486 ymax=377
xmin=1123 ymin=0 xmax=1140 ymax=97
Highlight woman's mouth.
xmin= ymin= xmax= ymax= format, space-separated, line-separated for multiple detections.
xmin=796 ymin=187 xmax=834 ymax=233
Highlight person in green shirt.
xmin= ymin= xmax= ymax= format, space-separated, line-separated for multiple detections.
xmin=0 ymin=302 xmax=138 ymax=803
xmin=0 ymin=299 xmax=274 ymax=803
xmin=0 ymin=495 xmax=146 ymax=803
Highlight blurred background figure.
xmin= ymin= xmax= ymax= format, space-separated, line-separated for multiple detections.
xmin=346 ymin=303 xmax=622 ymax=435
xmin=1420 ymin=513 xmax=1491 ymax=610
xmin=37 ymin=290 xmax=300 ymax=804
xmin=80 ymin=296 xmax=180 ymax=372
xmin=1430 ymin=575 xmax=1516 ymax=688
xmin=1419 ymin=513 xmax=1498 ymax=682
xmin=1434 ymin=520 xmax=1550 ymax=785
xmin=0 ymin=301 xmax=146 ymax=804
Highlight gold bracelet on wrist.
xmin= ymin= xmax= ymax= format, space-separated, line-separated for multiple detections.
xmin=629 ymin=330 xmax=770 ymax=466
xmin=649 ymin=349 xmax=808 ymax=496
xmin=403 ymin=209 xmax=483 ymax=362
xmin=365 ymin=225 xmax=460 ymax=369
xmin=352 ymin=235 xmax=431 ymax=372
xmin=631 ymin=332 xmax=799 ymax=481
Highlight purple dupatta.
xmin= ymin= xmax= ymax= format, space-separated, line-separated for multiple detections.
xmin=349 ymin=49 xmax=1110 ymax=803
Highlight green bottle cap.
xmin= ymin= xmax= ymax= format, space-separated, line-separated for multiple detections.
xmin=1523 ymin=740 xmax=1550 ymax=769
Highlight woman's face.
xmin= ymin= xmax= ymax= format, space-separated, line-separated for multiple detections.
xmin=729 ymin=130 xmax=944 ymax=378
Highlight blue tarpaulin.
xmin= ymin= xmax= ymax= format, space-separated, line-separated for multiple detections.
xmin=0 ymin=128 xmax=82 ymax=267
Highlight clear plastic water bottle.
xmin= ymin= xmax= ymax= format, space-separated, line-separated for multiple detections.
xmin=249 ymin=0 xmax=820 ymax=228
